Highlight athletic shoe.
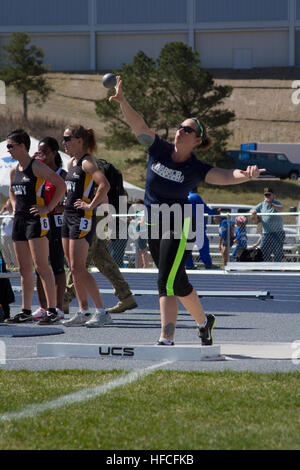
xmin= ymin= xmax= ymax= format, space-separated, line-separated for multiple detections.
xmin=107 ymin=296 xmax=137 ymax=314
xmin=198 ymin=314 xmax=216 ymax=346
xmin=32 ymin=307 xmax=47 ymax=321
xmin=62 ymin=311 xmax=92 ymax=327
xmin=85 ymin=311 xmax=113 ymax=328
xmin=37 ymin=310 xmax=60 ymax=325
xmin=156 ymin=339 xmax=174 ymax=346
xmin=4 ymin=312 xmax=33 ymax=323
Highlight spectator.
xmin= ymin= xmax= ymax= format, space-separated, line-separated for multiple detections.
xmin=109 ymin=190 xmax=130 ymax=267
xmin=0 ymin=199 xmax=17 ymax=269
xmin=132 ymin=199 xmax=150 ymax=268
xmin=250 ymin=187 xmax=284 ymax=262
xmin=213 ymin=210 xmax=235 ymax=269
xmin=232 ymin=216 xmax=248 ymax=261
xmin=185 ymin=189 xmax=217 ymax=269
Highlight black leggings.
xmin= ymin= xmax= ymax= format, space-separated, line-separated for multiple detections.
xmin=148 ymin=218 xmax=195 ymax=297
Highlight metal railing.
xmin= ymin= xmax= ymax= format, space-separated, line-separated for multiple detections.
xmin=2 ymin=211 xmax=300 ymax=271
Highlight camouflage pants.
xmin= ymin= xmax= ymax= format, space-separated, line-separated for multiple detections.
xmin=64 ymin=237 xmax=133 ymax=304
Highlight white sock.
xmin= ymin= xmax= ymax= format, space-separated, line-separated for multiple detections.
xmin=95 ymin=308 xmax=106 ymax=315
xmin=198 ymin=317 xmax=207 ymax=329
xmin=80 ymin=309 xmax=90 ymax=316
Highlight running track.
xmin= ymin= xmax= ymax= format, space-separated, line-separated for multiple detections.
xmin=1 ymin=270 xmax=300 ymax=373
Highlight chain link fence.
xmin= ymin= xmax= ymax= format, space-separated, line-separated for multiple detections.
xmin=192 ymin=211 xmax=300 ymax=269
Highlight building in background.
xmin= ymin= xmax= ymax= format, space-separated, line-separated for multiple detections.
xmin=0 ymin=0 xmax=299 ymax=72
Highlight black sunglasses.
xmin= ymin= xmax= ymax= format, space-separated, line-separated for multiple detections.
xmin=7 ymin=142 xmax=20 ymax=150
xmin=177 ymin=124 xmax=198 ymax=136
xmin=264 ymin=193 xmax=272 ymax=197
xmin=63 ymin=135 xmax=73 ymax=142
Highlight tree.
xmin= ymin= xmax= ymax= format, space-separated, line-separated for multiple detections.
xmin=0 ymin=32 xmax=53 ymax=120
xmin=95 ymin=42 xmax=235 ymax=167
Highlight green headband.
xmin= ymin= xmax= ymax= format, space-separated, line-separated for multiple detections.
xmin=192 ymin=117 xmax=205 ymax=138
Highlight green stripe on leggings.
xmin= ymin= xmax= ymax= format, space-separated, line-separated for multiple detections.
xmin=166 ymin=217 xmax=191 ymax=296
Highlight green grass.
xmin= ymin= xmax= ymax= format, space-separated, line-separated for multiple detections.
xmin=0 ymin=370 xmax=299 ymax=450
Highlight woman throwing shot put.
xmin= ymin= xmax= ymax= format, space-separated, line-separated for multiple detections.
xmin=61 ymin=125 xmax=112 ymax=327
xmin=5 ymin=129 xmax=66 ymax=324
xmin=110 ymin=76 xmax=265 ymax=346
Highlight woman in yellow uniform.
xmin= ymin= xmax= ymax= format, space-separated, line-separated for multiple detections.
xmin=6 ymin=129 xmax=66 ymax=324
xmin=61 ymin=124 xmax=111 ymax=327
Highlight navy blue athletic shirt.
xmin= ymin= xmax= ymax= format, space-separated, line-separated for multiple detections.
xmin=144 ymin=134 xmax=213 ymax=222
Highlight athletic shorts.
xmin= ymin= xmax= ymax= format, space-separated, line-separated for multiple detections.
xmin=12 ymin=213 xmax=49 ymax=241
xmin=47 ymin=214 xmax=65 ymax=275
xmin=61 ymin=211 xmax=96 ymax=246
xmin=137 ymin=237 xmax=147 ymax=250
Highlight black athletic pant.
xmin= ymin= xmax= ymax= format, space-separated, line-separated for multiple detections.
xmin=147 ymin=217 xmax=195 ymax=297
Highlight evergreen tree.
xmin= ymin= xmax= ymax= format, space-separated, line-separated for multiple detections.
xmin=0 ymin=32 xmax=53 ymax=120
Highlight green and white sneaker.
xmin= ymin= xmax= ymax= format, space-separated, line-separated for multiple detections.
xmin=85 ymin=310 xmax=113 ymax=328
xmin=62 ymin=311 xmax=92 ymax=327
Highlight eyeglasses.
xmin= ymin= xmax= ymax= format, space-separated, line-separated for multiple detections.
xmin=264 ymin=193 xmax=272 ymax=197
xmin=63 ymin=136 xmax=73 ymax=142
xmin=177 ymin=124 xmax=197 ymax=135
xmin=7 ymin=142 xmax=20 ymax=150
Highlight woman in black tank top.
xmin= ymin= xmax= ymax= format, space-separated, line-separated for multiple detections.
xmin=31 ymin=137 xmax=67 ymax=321
xmin=61 ymin=124 xmax=111 ymax=327
xmin=5 ymin=129 xmax=66 ymax=324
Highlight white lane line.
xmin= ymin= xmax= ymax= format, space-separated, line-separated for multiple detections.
xmin=0 ymin=360 xmax=173 ymax=422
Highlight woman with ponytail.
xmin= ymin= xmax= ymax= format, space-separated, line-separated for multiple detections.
xmin=31 ymin=137 xmax=67 ymax=323
xmin=61 ymin=125 xmax=111 ymax=327
xmin=109 ymin=76 xmax=266 ymax=346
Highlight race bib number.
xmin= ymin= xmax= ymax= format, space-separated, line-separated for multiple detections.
xmin=79 ymin=217 xmax=91 ymax=232
xmin=40 ymin=217 xmax=50 ymax=231
xmin=54 ymin=214 xmax=63 ymax=227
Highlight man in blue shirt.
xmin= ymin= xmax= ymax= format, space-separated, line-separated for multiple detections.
xmin=186 ymin=189 xmax=217 ymax=269
xmin=250 ymin=187 xmax=285 ymax=262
